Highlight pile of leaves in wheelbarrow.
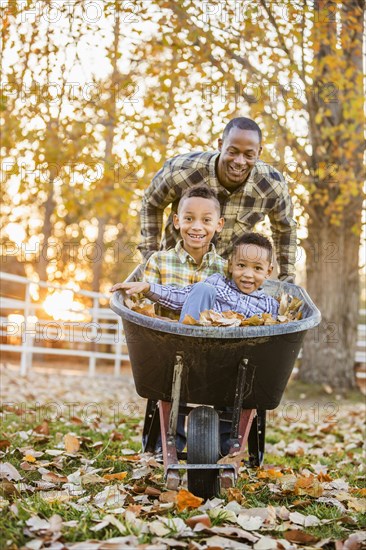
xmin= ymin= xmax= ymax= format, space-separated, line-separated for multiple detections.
xmin=125 ymin=293 xmax=303 ymax=327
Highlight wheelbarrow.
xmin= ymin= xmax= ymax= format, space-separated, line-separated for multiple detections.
xmin=110 ymin=269 xmax=321 ymax=499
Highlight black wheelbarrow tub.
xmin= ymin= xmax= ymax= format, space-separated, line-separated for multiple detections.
xmin=110 ymin=280 xmax=321 ymax=409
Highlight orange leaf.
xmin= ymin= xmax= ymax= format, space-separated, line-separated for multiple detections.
xmin=317 ymin=472 xmax=333 ymax=482
xmin=24 ymin=454 xmax=36 ymax=463
xmin=257 ymin=468 xmax=283 ymax=479
xmin=64 ymin=434 xmax=80 ymax=453
xmin=33 ymin=421 xmax=50 ymax=435
xmin=182 ymin=314 xmax=199 ymax=325
xmin=294 ymin=475 xmax=323 ymax=497
xmin=241 ymin=315 xmax=264 ymax=326
xmin=175 ymin=488 xmax=203 ymax=511
xmin=103 ymin=472 xmax=128 ymax=481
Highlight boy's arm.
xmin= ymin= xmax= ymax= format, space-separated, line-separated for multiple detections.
xmin=146 ymin=283 xmax=192 ymax=311
xmin=138 ymin=160 xmax=180 ymax=261
xmin=109 ymin=281 xmax=191 ymax=312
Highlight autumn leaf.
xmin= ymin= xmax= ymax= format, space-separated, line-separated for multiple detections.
xmin=186 ymin=514 xmax=212 ymax=528
xmin=284 ymin=529 xmax=320 ymax=544
xmin=175 ymin=488 xmax=203 ymax=511
xmin=64 ymin=434 xmax=80 ymax=454
xmin=103 ymin=472 xmax=128 ymax=481
xmin=257 ymin=468 xmax=283 ymax=479
xmin=241 ymin=315 xmax=264 ymax=326
xmin=33 ymin=421 xmax=50 ymax=435
xmin=182 ymin=314 xmax=199 ymax=325
xmin=294 ymin=475 xmax=323 ymax=497
xmin=24 ymin=455 xmax=37 ymax=463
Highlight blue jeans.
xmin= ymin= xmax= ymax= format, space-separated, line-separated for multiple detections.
xmin=179 ymin=282 xmax=217 ymax=322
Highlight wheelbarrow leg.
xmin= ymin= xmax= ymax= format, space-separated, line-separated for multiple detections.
xmin=248 ymin=409 xmax=266 ymax=467
xmin=227 ymin=358 xmax=256 ymax=455
xmin=142 ymin=399 xmax=161 ymax=453
xmin=159 ymin=353 xmax=184 ymax=490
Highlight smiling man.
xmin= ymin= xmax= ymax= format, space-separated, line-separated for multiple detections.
xmin=138 ymin=117 xmax=297 ymax=282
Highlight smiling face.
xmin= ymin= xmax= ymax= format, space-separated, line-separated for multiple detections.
xmin=229 ymin=243 xmax=273 ymax=294
xmin=173 ymin=196 xmax=224 ymax=262
xmin=217 ymin=128 xmax=262 ymax=191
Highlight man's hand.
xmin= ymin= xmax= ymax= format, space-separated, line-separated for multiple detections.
xmin=110 ymin=281 xmax=151 ymax=295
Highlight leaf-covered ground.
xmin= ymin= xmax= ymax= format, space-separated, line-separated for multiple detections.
xmin=0 ymin=364 xmax=365 ymax=549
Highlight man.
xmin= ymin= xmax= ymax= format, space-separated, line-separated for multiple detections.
xmin=138 ymin=117 xmax=297 ymax=282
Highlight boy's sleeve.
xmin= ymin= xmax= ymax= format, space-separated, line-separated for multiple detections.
xmin=143 ymin=253 xmax=161 ymax=285
xmin=146 ymin=283 xmax=192 ymax=311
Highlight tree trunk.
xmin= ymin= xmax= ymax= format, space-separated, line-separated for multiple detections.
xmin=38 ymin=178 xmax=55 ymax=296
xmin=92 ymin=217 xmax=106 ymax=294
xmin=300 ymin=217 xmax=360 ymax=388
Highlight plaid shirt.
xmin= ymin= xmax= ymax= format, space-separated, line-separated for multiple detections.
xmin=139 ymin=151 xmax=297 ymax=279
xmin=146 ymin=273 xmax=279 ymax=318
xmin=143 ymin=240 xmax=227 ymax=286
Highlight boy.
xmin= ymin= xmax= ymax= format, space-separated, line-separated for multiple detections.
xmin=112 ymin=233 xmax=279 ymax=322
xmin=142 ymin=184 xmax=227 ymax=288
xmin=111 ymin=184 xmax=227 ymax=452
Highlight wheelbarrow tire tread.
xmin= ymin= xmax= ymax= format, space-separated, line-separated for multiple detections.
xmin=187 ymin=406 xmax=220 ymax=500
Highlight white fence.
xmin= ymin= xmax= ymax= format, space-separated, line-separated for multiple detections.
xmin=0 ymin=271 xmax=128 ymax=376
xmin=0 ymin=271 xmax=365 ymax=377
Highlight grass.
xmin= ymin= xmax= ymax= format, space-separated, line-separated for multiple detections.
xmin=0 ymin=380 xmax=365 ymax=547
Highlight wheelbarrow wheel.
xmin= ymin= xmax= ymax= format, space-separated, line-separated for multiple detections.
xmin=187 ymin=406 xmax=220 ymax=500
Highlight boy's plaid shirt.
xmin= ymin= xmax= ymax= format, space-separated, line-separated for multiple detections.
xmin=143 ymin=240 xmax=228 ymax=286
xmin=139 ymin=151 xmax=297 ymax=279
xmin=146 ymin=274 xmax=280 ymax=318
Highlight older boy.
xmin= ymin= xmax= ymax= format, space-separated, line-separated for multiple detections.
xmin=142 ymin=184 xmax=226 ymax=287
xmin=114 ymin=233 xmax=279 ymax=322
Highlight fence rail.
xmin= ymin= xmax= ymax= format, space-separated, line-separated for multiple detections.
xmin=0 ymin=271 xmax=365 ymax=377
xmin=0 ymin=271 xmax=128 ymax=376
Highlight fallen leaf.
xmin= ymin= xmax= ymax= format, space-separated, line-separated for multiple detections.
xmin=24 ymin=454 xmax=37 ymax=463
xmin=0 ymin=440 xmax=11 ymax=450
xmin=0 ymin=480 xmax=20 ymax=499
xmin=176 ymin=488 xmax=203 ymax=511
xmin=144 ymin=485 xmax=161 ymax=497
xmin=33 ymin=421 xmax=50 ymax=435
xmin=103 ymin=472 xmax=128 ymax=481
xmin=42 ymin=472 xmax=68 ymax=484
xmin=64 ymin=434 xmax=80 ymax=454
xmin=0 ymin=462 xmax=22 ymax=481
xmin=182 ymin=314 xmax=199 ymax=325
xmin=236 ymin=514 xmax=263 ymax=530
xmin=241 ymin=315 xmax=264 ymax=326
xmin=294 ymin=475 xmax=323 ymax=497
xmin=186 ymin=514 xmax=212 ymax=528
xmin=257 ymin=468 xmax=283 ymax=479
xmin=253 ymin=536 xmax=277 ymax=549
xmin=159 ymin=490 xmax=178 ymax=503
xmin=226 ymin=487 xmax=246 ymax=505
xmin=284 ymin=529 xmax=320 ymax=544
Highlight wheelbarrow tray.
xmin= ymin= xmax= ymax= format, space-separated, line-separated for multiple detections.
xmin=111 ymin=279 xmax=320 ymax=409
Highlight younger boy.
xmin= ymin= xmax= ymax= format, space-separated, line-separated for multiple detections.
xmin=112 ymin=233 xmax=279 ymax=322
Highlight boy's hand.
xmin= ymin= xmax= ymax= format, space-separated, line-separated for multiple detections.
xmin=110 ymin=281 xmax=151 ymax=295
